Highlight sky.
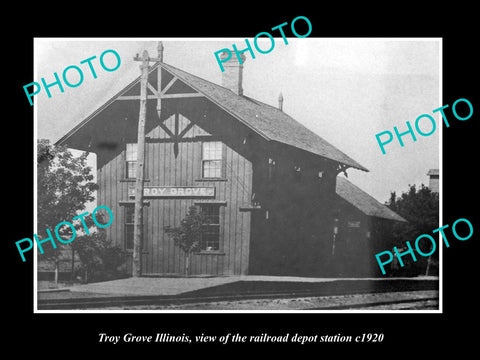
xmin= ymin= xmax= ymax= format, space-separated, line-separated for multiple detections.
xmin=35 ymin=38 xmax=441 ymax=205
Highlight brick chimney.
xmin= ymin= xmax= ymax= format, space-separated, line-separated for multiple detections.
xmin=220 ymin=51 xmax=246 ymax=96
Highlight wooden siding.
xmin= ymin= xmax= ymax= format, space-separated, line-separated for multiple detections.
xmin=97 ymin=112 xmax=252 ymax=276
xmin=247 ymin=142 xmax=339 ymax=277
xmin=334 ymin=196 xmax=394 ymax=277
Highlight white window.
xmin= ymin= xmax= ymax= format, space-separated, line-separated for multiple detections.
xmin=126 ymin=143 xmax=137 ymax=178
xmin=202 ymin=141 xmax=222 ymax=178
xmin=199 ymin=204 xmax=221 ymax=251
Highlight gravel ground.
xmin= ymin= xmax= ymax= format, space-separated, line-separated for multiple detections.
xmin=95 ymin=290 xmax=438 ymax=311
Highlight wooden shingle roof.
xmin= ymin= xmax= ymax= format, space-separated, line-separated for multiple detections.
xmin=160 ymin=62 xmax=368 ymax=172
xmin=57 ymin=60 xmax=368 ymax=172
xmin=336 ymin=177 xmax=407 ymax=222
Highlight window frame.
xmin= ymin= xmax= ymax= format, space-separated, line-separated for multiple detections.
xmin=124 ymin=205 xmax=135 ymax=251
xmin=201 ymin=141 xmax=224 ymax=179
xmin=120 ymin=202 xmax=149 ymax=252
xmin=125 ymin=143 xmax=137 ymax=179
xmin=198 ymin=203 xmax=222 ymax=252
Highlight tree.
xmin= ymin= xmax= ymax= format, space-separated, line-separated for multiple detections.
xmin=386 ymin=184 xmax=439 ymax=276
xmin=164 ymin=206 xmax=207 ymax=276
xmin=74 ymin=229 xmax=125 ymax=283
xmin=37 ymin=139 xmax=97 ymax=283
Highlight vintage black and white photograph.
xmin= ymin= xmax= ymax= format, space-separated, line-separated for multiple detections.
xmin=34 ymin=38 xmax=441 ymax=312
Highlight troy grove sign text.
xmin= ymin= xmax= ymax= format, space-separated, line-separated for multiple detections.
xmin=128 ymin=186 xmax=215 ymax=198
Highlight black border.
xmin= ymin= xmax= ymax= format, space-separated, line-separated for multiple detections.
xmin=8 ymin=7 xmax=478 ymax=354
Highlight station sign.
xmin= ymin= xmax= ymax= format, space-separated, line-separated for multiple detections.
xmin=128 ymin=186 xmax=215 ymax=198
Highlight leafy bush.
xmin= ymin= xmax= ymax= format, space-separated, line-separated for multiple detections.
xmin=386 ymin=184 xmax=439 ymax=276
xmin=164 ymin=206 xmax=207 ymax=276
xmin=74 ymin=230 xmax=127 ymax=283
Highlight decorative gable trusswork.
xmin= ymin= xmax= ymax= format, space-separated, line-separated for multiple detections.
xmin=56 ymin=59 xmax=367 ymax=174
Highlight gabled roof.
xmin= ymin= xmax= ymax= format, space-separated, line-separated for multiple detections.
xmin=159 ymin=62 xmax=368 ymax=172
xmin=57 ymin=60 xmax=368 ymax=172
xmin=336 ymin=177 xmax=407 ymax=222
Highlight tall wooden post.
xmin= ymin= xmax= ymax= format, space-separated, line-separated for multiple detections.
xmin=132 ymin=50 xmax=149 ymax=277
xmin=157 ymin=41 xmax=163 ymax=119
xmin=132 ymin=45 xmax=163 ymax=277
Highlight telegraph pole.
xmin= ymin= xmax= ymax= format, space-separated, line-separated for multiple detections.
xmin=132 ymin=47 xmax=162 ymax=277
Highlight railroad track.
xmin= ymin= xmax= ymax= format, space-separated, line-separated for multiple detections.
xmin=38 ymin=289 xmax=360 ymax=310
xmin=309 ymin=297 xmax=439 ymax=310
xmin=38 ymin=289 xmax=438 ymax=310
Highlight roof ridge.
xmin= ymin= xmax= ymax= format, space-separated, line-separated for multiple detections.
xmin=57 ymin=57 xmax=368 ymax=172
xmin=159 ymin=61 xmax=234 ymax=94
xmin=158 ymin=62 xmax=271 ymax=140
xmin=242 ymin=95 xmax=278 ymax=109
xmin=157 ymin=64 xmax=368 ymax=173
xmin=336 ymin=177 xmax=406 ymax=222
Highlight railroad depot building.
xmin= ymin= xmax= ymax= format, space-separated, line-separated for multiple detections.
xmin=56 ymin=45 xmax=403 ymax=277
xmin=332 ymin=177 xmax=406 ymax=276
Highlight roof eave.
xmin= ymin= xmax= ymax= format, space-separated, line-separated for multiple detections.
xmin=56 ymin=61 xmax=273 ymax=148
xmin=54 ymin=61 xmax=369 ymax=174
xmin=54 ymin=66 xmax=145 ymax=147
